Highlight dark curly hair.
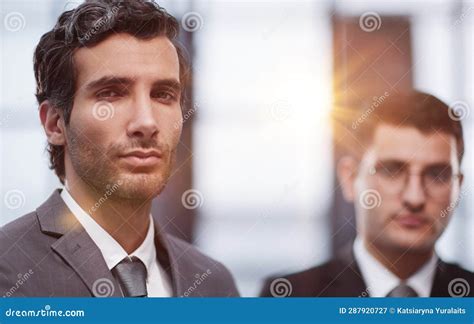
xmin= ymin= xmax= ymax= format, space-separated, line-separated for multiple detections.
xmin=34 ymin=0 xmax=190 ymax=184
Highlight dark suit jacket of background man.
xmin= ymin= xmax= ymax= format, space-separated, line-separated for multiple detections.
xmin=260 ymin=244 xmax=474 ymax=297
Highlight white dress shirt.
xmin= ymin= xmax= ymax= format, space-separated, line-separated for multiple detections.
xmin=353 ymin=237 xmax=438 ymax=297
xmin=60 ymin=186 xmax=172 ymax=297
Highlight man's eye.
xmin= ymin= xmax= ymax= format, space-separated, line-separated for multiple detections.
xmin=153 ymin=91 xmax=176 ymax=102
xmin=97 ymin=90 xmax=121 ymax=99
xmin=425 ymin=167 xmax=453 ymax=183
xmin=376 ymin=163 xmax=405 ymax=178
xmin=381 ymin=168 xmax=402 ymax=177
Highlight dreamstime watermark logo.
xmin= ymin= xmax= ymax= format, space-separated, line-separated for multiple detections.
xmin=78 ymin=4 xmax=119 ymax=43
xmin=352 ymin=91 xmax=390 ymax=130
xmin=269 ymin=100 xmax=292 ymax=121
xmin=4 ymin=304 xmax=85 ymax=317
xmin=88 ymin=180 xmax=123 ymax=214
xmin=448 ymin=100 xmax=470 ymax=121
xmin=4 ymin=12 xmax=26 ymax=32
xmin=92 ymin=101 xmax=115 ymax=121
xmin=270 ymin=278 xmax=292 ymax=297
xmin=181 ymin=189 xmax=204 ymax=210
xmin=358 ymin=286 xmax=371 ymax=297
xmin=440 ymin=186 xmax=469 ymax=218
xmin=359 ymin=12 xmax=382 ymax=32
xmin=2 ymin=269 xmax=34 ymax=297
xmin=174 ymin=102 xmax=199 ymax=130
xmin=359 ymin=189 xmax=382 ymax=209
xmin=181 ymin=12 xmax=203 ymax=32
xmin=181 ymin=269 xmax=212 ymax=297
xmin=92 ymin=278 xmax=115 ymax=297
xmin=448 ymin=278 xmax=470 ymax=297
xmin=4 ymin=189 xmax=26 ymax=210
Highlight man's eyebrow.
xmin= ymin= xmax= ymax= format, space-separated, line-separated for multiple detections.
xmin=424 ymin=162 xmax=452 ymax=169
xmin=85 ymin=76 xmax=134 ymax=91
xmin=377 ymin=159 xmax=406 ymax=165
xmin=84 ymin=76 xmax=182 ymax=92
xmin=152 ymin=78 xmax=182 ymax=92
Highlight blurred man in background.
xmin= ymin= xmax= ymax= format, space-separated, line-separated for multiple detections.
xmin=261 ymin=90 xmax=473 ymax=297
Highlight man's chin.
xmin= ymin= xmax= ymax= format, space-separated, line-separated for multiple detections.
xmin=111 ymin=174 xmax=168 ymax=201
xmin=386 ymin=231 xmax=436 ymax=254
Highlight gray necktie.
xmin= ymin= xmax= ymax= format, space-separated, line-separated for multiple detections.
xmin=112 ymin=256 xmax=148 ymax=297
xmin=386 ymin=283 xmax=418 ymax=297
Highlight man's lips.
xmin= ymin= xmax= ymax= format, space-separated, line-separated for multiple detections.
xmin=119 ymin=150 xmax=163 ymax=168
xmin=394 ymin=213 xmax=429 ymax=228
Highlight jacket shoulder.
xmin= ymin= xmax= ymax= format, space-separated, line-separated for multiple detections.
xmin=0 ymin=211 xmax=42 ymax=251
xmin=0 ymin=211 xmax=53 ymax=296
xmin=260 ymin=260 xmax=339 ymax=297
xmin=432 ymin=260 xmax=474 ymax=297
xmin=164 ymin=234 xmax=240 ymax=297
xmin=441 ymin=261 xmax=474 ymax=277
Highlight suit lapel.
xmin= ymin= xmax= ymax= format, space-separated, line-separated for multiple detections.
xmin=36 ymin=189 xmax=122 ymax=297
xmin=430 ymin=260 xmax=452 ymax=297
xmin=153 ymin=224 xmax=187 ymax=297
xmin=325 ymin=243 xmax=369 ymax=297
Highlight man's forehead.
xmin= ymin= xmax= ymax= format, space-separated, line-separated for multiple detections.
xmin=74 ymin=33 xmax=179 ymax=85
xmin=368 ymin=123 xmax=457 ymax=164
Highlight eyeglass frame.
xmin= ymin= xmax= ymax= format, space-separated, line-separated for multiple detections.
xmin=365 ymin=160 xmax=462 ymax=199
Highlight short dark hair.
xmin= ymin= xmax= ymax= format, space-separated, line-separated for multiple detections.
xmin=347 ymin=90 xmax=464 ymax=164
xmin=34 ymin=0 xmax=190 ymax=184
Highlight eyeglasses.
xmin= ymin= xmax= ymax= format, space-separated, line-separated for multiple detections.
xmin=369 ymin=161 xmax=462 ymax=199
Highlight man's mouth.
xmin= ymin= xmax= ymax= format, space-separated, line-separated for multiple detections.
xmin=119 ymin=150 xmax=163 ymax=168
xmin=393 ymin=213 xmax=429 ymax=229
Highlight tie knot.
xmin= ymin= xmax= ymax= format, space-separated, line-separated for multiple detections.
xmin=112 ymin=256 xmax=148 ymax=297
xmin=386 ymin=283 xmax=418 ymax=297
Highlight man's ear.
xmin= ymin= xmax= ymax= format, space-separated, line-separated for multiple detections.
xmin=336 ymin=155 xmax=358 ymax=202
xmin=39 ymin=100 xmax=66 ymax=146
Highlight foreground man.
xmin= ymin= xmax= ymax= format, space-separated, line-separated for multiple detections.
xmin=0 ymin=0 xmax=238 ymax=297
xmin=261 ymin=90 xmax=473 ymax=297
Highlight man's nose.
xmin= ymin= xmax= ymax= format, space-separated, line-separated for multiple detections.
xmin=401 ymin=174 xmax=426 ymax=212
xmin=126 ymin=94 xmax=159 ymax=140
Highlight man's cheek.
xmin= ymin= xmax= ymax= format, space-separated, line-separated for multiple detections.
xmin=167 ymin=121 xmax=183 ymax=146
xmin=372 ymin=203 xmax=394 ymax=232
xmin=432 ymin=203 xmax=452 ymax=227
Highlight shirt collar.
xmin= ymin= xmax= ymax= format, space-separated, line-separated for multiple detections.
xmin=353 ymin=237 xmax=437 ymax=297
xmin=406 ymin=250 xmax=438 ymax=297
xmin=60 ymin=186 xmax=156 ymax=278
xmin=129 ymin=215 xmax=156 ymax=276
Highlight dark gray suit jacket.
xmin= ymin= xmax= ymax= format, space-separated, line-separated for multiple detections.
xmin=260 ymin=243 xmax=474 ymax=297
xmin=0 ymin=189 xmax=239 ymax=297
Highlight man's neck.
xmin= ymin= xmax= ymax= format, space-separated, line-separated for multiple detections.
xmin=65 ymin=178 xmax=152 ymax=254
xmin=364 ymin=239 xmax=434 ymax=280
